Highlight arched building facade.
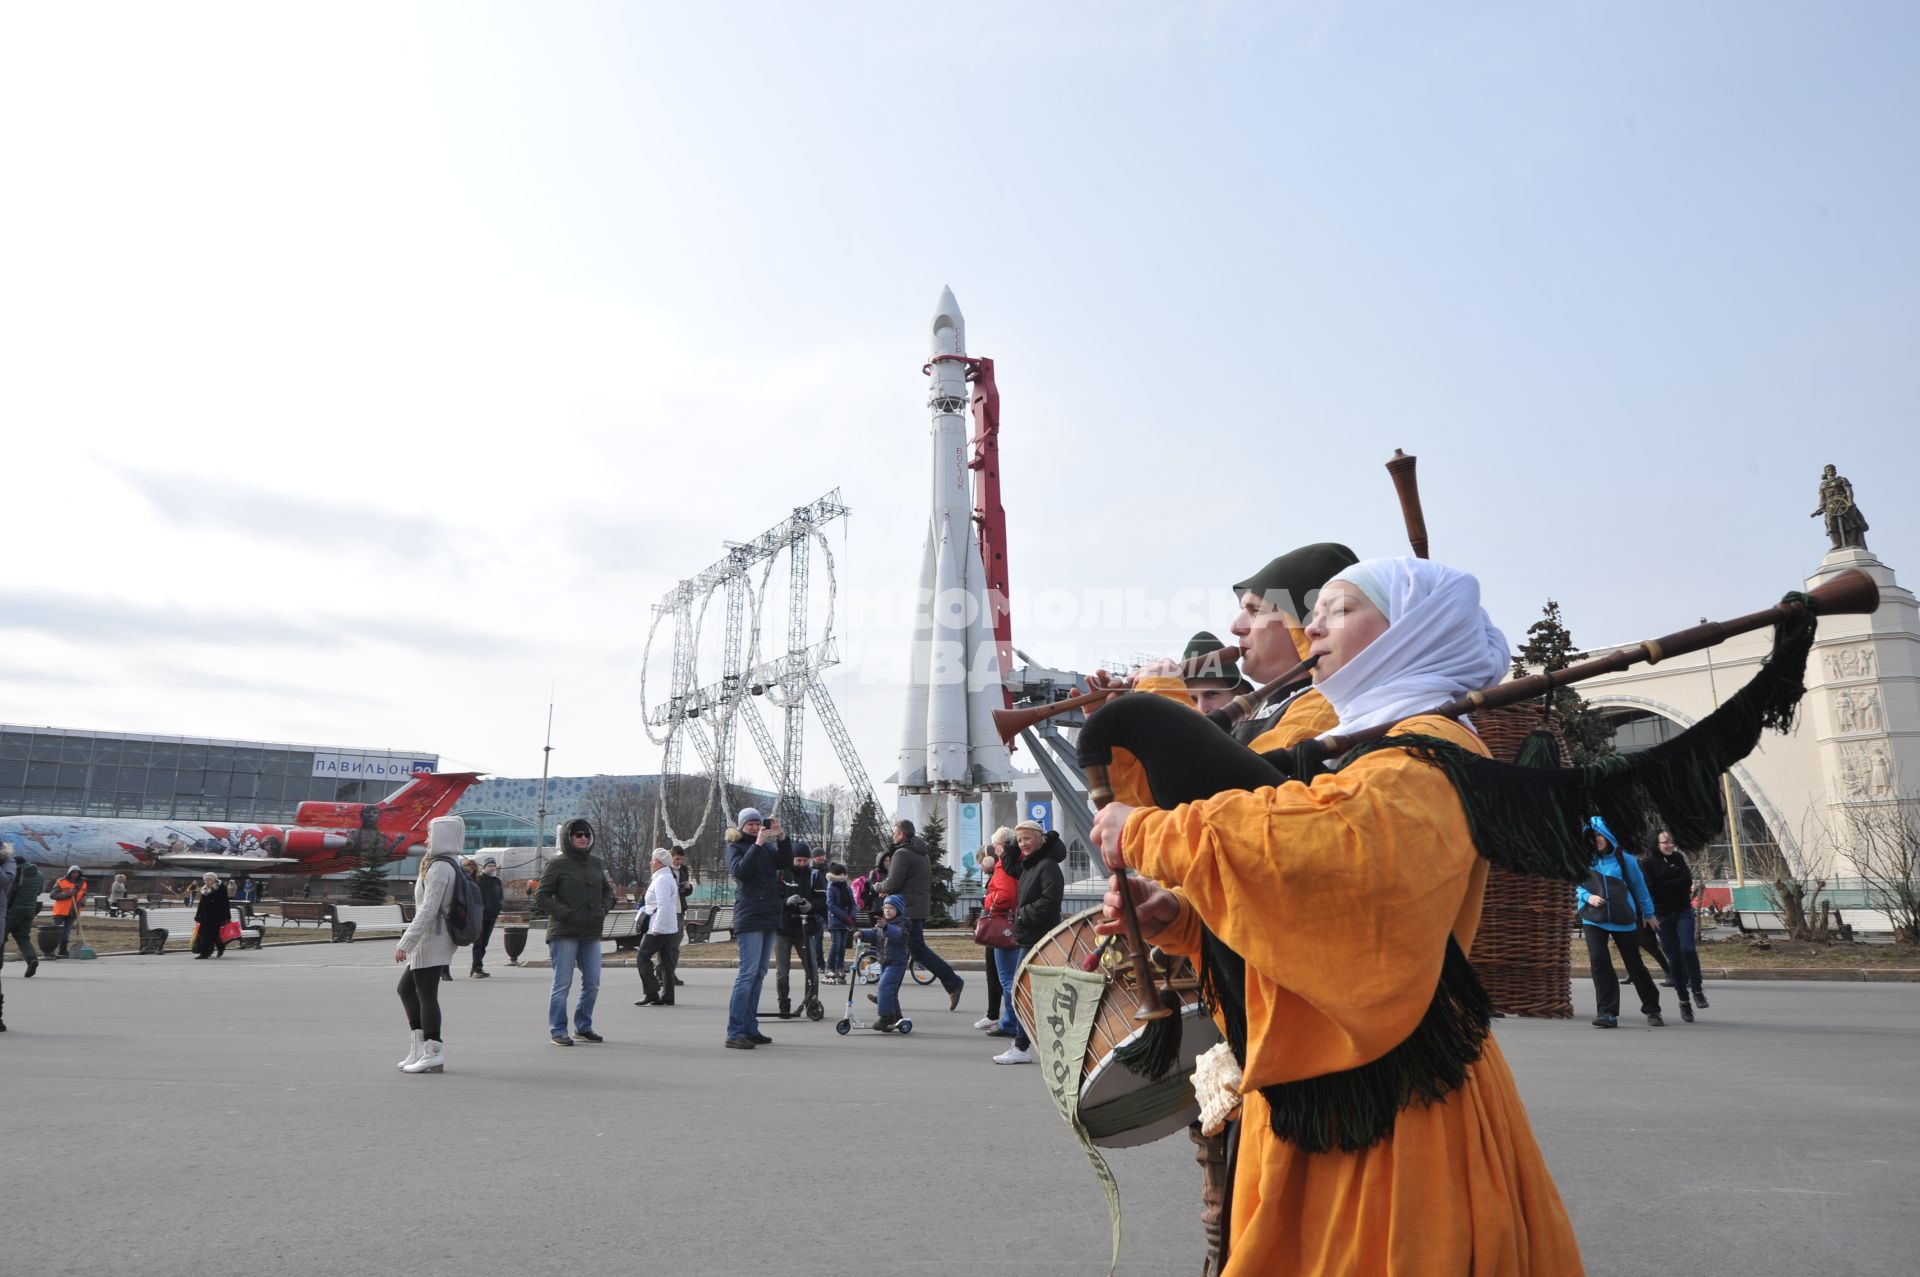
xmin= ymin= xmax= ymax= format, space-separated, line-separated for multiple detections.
xmin=1571 ymin=545 xmax=1919 ymax=883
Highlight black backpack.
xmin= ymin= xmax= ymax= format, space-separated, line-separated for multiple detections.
xmin=428 ymin=854 xmax=486 ymax=946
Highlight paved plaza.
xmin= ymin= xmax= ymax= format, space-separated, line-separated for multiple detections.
xmin=3 ymin=945 xmax=1916 ymax=1276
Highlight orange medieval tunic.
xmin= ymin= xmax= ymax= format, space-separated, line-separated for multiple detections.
xmin=1123 ymin=714 xmax=1583 ymax=1276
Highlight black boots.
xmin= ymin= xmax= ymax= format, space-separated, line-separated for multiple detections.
xmin=777 ymin=999 xmax=796 ymax=1019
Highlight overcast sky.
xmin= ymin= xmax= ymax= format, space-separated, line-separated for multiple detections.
xmin=2 ymin=2 xmax=1914 ymax=813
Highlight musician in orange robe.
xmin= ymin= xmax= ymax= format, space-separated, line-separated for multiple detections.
xmin=1093 ymin=557 xmax=1584 ymax=1276
xmin=1107 ymin=544 xmax=1356 ymax=808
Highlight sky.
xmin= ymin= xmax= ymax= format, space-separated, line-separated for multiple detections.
xmin=2 ymin=1 xmax=1915 ymax=813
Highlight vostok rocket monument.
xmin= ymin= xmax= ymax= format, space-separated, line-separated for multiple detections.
xmin=893 ymin=287 xmax=1015 ymax=819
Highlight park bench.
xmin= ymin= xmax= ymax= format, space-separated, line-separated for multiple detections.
xmin=329 ymin=904 xmax=408 ymax=943
xmin=682 ymin=904 xmax=733 ymax=944
xmin=135 ymin=906 xmax=262 ymax=953
xmin=279 ymin=900 xmax=331 ymax=927
xmin=1733 ymin=910 xmax=1790 ymax=935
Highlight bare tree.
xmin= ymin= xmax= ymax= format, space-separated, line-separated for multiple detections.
xmin=1843 ymin=797 xmax=1920 ymax=945
xmin=583 ymin=781 xmax=651 ymax=890
xmin=1764 ymin=811 xmax=1836 ymax=942
xmin=808 ymin=781 xmax=852 ymax=854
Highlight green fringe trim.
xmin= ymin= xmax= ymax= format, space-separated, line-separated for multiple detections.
xmin=1257 ymin=937 xmax=1492 ymax=1154
xmin=1112 ymin=990 xmax=1185 ymax=1081
xmin=1337 ymin=592 xmax=1816 ymax=880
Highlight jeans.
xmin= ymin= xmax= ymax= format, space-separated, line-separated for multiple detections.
xmin=810 ymin=927 xmax=825 ymax=976
xmin=547 ymin=937 xmax=602 ymax=1038
xmin=1655 ymin=911 xmax=1704 ymax=996
xmin=728 ymin=929 xmax=775 ymax=1039
xmin=905 ymin=919 xmax=961 ymax=994
xmin=992 ymin=945 xmax=1027 ymax=1049
xmin=54 ymin=914 xmax=74 ymax=956
xmin=1583 ymin=924 xmax=1661 ymax=1017
xmin=827 ymin=926 xmax=850 ymax=973
xmin=983 ymin=943 xmax=1003 ymax=1021
xmin=875 ymin=962 xmax=906 ymax=1020
xmin=638 ymin=931 xmax=678 ymax=1004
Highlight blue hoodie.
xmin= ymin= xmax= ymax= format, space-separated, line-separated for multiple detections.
xmin=857 ymin=895 xmax=909 ymax=966
xmin=1577 ymin=817 xmax=1656 ymax=932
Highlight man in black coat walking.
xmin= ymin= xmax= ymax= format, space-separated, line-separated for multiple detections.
xmin=880 ymin=819 xmax=965 ymax=1009
xmin=471 ymin=858 xmax=505 ymax=977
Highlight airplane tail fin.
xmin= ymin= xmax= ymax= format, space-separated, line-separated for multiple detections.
xmin=376 ymin=771 xmax=482 ymax=837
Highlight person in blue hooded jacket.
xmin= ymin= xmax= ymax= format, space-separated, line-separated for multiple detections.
xmin=1576 ymin=817 xmax=1663 ymax=1028
xmin=855 ymin=894 xmax=911 ymax=1032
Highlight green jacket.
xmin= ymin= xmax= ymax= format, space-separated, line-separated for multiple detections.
xmin=536 ymin=847 xmax=614 ymax=940
xmin=7 ymin=857 xmax=42 ymax=926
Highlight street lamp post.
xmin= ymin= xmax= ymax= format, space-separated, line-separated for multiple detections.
xmin=1701 ymin=629 xmax=1747 ymax=888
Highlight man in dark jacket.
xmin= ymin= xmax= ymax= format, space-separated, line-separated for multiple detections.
xmin=536 ymin=818 xmax=615 ymax=1045
xmin=3 ymin=842 xmax=40 ymax=976
xmin=995 ymin=819 xmax=1066 ymax=1064
xmin=0 ymin=842 xmax=16 ymax=1028
xmin=471 ymin=858 xmax=505 ymax=978
xmin=723 ymin=808 xmax=786 ymax=1049
xmin=881 ymin=819 xmax=965 ymax=1009
xmin=671 ymin=848 xmax=692 ymax=986
xmin=773 ymin=841 xmax=821 ymax=1018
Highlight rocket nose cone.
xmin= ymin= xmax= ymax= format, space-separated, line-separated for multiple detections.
xmin=931 ymin=285 xmax=965 ymax=356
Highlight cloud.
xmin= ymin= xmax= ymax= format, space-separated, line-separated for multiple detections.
xmin=0 ymin=589 xmax=339 ymax=649
xmin=108 ymin=462 xmax=461 ymax=560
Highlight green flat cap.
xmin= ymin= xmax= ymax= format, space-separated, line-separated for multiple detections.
xmin=1232 ymin=542 xmax=1359 ymax=616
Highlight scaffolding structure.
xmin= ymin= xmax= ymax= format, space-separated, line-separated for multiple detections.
xmin=641 ymin=490 xmax=879 ymax=849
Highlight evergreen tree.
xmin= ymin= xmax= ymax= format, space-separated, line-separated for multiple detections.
xmin=347 ymin=854 xmax=391 ymax=903
xmin=1511 ymin=599 xmax=1616 ymax=767
xmin=847 ymin=796 xmax=888 ymax=872
xmin=922 ymin=806 xmax=957 ymax=925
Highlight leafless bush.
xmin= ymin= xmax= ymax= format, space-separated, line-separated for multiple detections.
xmin=1843 ymin=797 xmax=1920 ymax=945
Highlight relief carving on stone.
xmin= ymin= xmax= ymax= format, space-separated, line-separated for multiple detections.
xmin=1830 ymin=687 xmax=1884 ymax=735
xmin=1837 ymin=741 xmax=1895 ymax=800
xmin=1820 ymin=644 xmax=1877 ymax=681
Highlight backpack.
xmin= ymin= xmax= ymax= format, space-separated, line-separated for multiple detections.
xmin=428 ymin=854 xmax=485 ymax=946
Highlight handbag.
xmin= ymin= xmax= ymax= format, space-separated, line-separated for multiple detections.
xmin=219 ymin=920 xmax=243 ymax=943
xmin=973 ymin=908 xmax=1017 ymax=950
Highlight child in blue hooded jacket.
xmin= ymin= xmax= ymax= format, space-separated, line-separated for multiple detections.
xmin=1576 ymin=817 xmax=1663 ymax=1028
xmin=856 ymin=894 xmax=910 ymax=1032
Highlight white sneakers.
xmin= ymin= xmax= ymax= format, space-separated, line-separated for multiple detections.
xmin=993 ymin=1045 xmax=1035 ymax=1065
xmin=972 ymin=1016 xmax=996 ymax=1030
xmin=403 ymin=1040 xmax=445 ymax=1074
xmin=397 ymin=1029 xmax=425 ymax=1071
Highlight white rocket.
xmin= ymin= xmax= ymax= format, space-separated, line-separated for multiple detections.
xmin=895 ymin=286 xmax=1014 ymax=795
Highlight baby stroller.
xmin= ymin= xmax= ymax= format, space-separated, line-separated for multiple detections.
xmin=834 ymin=932 xmax=911 ymax=1036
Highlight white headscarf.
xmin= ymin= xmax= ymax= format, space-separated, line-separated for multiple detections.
xmin=1314 ymin=557 xmax=1511 ymax=740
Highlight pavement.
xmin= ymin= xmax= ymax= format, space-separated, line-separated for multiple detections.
xmin=2 ymin=947 xmax=1915 ymax=1276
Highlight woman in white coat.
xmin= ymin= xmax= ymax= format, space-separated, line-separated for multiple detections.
xmin=394 ymin=815 xmax=463 ymax=1074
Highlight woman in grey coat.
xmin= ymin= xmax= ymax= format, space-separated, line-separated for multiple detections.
xmin=394 ymin=815 xmax=464 ymax=1074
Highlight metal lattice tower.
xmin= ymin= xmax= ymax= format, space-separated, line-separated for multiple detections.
xmin=642 ymin=490 xmax=880 ymax=849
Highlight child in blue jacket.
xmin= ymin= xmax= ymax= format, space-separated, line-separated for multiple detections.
xmin=856 ymin=894 xmax=910 ymax=1032
xmin=1577 ymin=817 xmax=1663 ymax=1028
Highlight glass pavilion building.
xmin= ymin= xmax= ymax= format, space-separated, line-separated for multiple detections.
xmin=0 ymin=723 xmax=439 ymax=824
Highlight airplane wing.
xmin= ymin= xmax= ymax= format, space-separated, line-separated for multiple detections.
xmin=156 ymin=853 xmax=302 ymax=871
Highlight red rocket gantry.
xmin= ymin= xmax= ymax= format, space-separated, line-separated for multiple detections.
xmin=894 ymin=287 xmax=1015 ymax=798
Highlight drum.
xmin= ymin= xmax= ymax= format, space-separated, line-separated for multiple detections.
xmin=1012 ymin=907 xmax=1223 ymax=1149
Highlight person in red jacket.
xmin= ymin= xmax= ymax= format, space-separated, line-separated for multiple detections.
xmin=981 ymin=828 xmax=1022 ymax=1040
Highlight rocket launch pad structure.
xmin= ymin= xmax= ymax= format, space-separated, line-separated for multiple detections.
xmin=894 ymin=287 xmax=1016 ymax=807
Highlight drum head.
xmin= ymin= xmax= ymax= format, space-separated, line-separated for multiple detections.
xmin=1079 ymin=1003 xmax=1223 ymax=1148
